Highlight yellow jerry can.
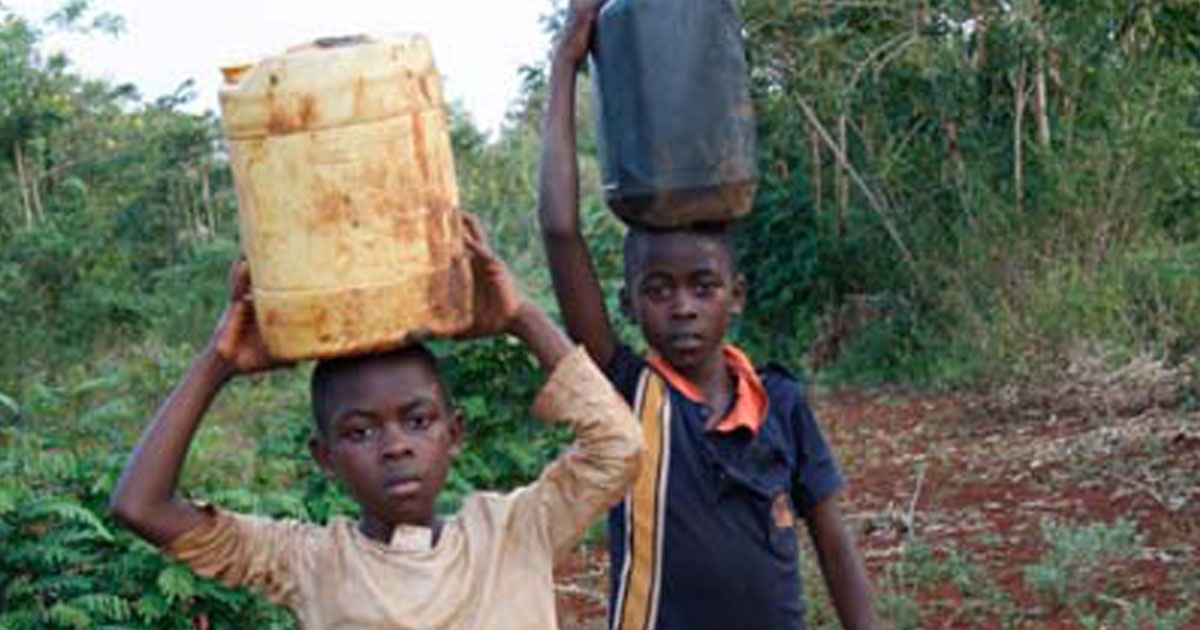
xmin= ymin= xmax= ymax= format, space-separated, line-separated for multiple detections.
xmin=219 ymin=35 xmax=471 ymax=360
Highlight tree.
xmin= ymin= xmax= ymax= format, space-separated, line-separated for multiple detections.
xmin=737 ymin=0 xmax=1200 ymax=379
xmin=0 ymin=2 xmax=123 ymax=230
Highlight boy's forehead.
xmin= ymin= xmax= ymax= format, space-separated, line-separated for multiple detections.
xmin=629 ymin=230 xmax=735 ymax=275
xmin=327 ymin=355 xmax=447 ymax=407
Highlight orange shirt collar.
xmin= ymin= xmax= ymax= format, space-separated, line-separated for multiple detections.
xmin=646 ymin=345 xmax=768 ymax=434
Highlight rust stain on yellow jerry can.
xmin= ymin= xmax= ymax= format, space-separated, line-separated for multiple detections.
xmin=219 ymin=35 xmax=471 ymax=361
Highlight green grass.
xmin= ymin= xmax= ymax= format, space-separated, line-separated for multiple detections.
xmin=1024 ymin=518 xmax=1143 ymax=611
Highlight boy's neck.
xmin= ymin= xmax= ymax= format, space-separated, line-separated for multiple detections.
xmin=676 ymin=350 xmax=736 ymax=416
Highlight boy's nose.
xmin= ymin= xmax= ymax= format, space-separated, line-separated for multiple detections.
xmin=380 ymin=423 xmax=415 ymax=459
xmin=670 ymin=292 xmax=699 ymax=318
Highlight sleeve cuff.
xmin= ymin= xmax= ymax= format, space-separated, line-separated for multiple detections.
xmin=163 ymin=502 xmax=229 ymax=561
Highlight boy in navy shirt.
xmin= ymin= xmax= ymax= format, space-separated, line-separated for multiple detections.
xmin=538 ymin=1 xmax=876 ymax=628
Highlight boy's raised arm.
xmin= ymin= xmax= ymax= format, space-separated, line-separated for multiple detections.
xmin=455 ymin=212 xmax=640 ymax=560
xmin=538 ymin=0 xmax=619 ymax=368
xmin=110 ymin=261 xmax=286 ymax=547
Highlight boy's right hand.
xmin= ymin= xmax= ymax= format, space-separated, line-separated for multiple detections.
xmin=555 ymin=0 xmax=609 ymax=69
xmin=449 ymin=213 xmax=524 ymax=340
xmin=208 ymin=258 xmax=286 ymax=377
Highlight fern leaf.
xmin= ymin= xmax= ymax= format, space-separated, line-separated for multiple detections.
xmin=71 ymin=593 xmax=132 ymax=622
xmin=0 ymin=483 xmax=18 ymax=516
xmin=135 ymin=593 xmax=171 ymax=622
xmin=0 ymin=392 xmax=19 ymax=422
xmin=45 ymin=602 xmax=91 ymax=629
xmin=0 ymin=609 xmax=41 ymax=630
xmin=79 ymin=399 xmax=134 ymax=427
xmin=27 ymin=501 xmax=113 ymax=542
xmin=156 ymin=564 xmax=196 ymax=603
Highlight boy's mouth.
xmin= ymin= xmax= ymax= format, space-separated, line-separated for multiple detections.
xmin=383 ymin=473 xmax=423 ymax=498
xmin=669 ymin=333 xmax=704 ymax=351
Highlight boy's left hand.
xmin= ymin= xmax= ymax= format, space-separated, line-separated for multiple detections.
xmin=556 ymin=0 xmax=609 ymax=69
xmin=210 ymin=258 xmax=289 ymax=376
xmin=449 ymin=212 xmax=525 ymax=340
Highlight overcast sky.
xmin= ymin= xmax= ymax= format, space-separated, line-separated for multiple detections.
xmin=7 ymin=0 xmax=557 ymax=134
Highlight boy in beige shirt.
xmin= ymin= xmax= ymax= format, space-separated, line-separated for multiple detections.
xmin=110 ymin=215 xmax=643 ymax=629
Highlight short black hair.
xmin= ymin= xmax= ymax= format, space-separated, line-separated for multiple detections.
xmin=622 ymin=221 xmax=739 ymax=285
xmin=310 ymin=342 xmax=450 ymax=438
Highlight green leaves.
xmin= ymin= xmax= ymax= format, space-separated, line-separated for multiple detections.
xmin=735 ymin=0 xmax=1200 ymax=383
xmin=0 ymin=419 xmax=297 ymax=628
xmin=155 ymin=565 xmax=196 ymax=604
xmin=1024 ymin=518 xmax=1144 ymax=610
xmin=0 ymin=391 xmax=19 ymax=423
xmin=46 ymin=0 xmax=126 ymax=37
xmin=73 ymin=593 xmax=133 ymax=622
xmin=438 ymin=336 xmax=571 ymax=494
xmin=27 ymin=500 xmax=114 ymax=543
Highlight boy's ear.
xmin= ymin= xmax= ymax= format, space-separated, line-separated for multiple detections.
xmin=447 ymin=407 xmax=466 ymax=457
xmin=731 ymin=273 xmax=747 ymax=316
xmin=309 ymin=432 xmax=336 ymax=478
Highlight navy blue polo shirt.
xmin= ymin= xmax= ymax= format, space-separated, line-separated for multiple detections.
xmin=604 ymin=344 xmax=844 ymax=630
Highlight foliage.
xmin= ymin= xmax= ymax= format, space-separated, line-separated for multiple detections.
xmin=737 ymin=0 xmax=1200 ymax=383
xmin=1024 ymin=518 xmax=1143 ymax=610
xmin=434 ymin=335 xmax=572 ymax=509
xmin=449 ymin=103 xmax=549 ymax=293
xmin=804 ymin=524 xmax=1187 ymax=629
xmin=0 ymin=366 xmax=295 ymax=629
xmin=802 ymin=534 xmax=1020 ymax=630
xmin=1080 ymin=598 xmax=1195 ymax=630
xmin=0 ymin=3 xmax=231 ymax=384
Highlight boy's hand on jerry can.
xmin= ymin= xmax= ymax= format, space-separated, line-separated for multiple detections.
xmin=452 ymin=212 xmax=523 ymax=340
xmin=210 ymin=257 xmax=287 ymax=376
xmin=557 ymin=0 xmax=609 ymax=68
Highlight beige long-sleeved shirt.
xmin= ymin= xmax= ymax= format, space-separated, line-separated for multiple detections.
xmin=166 ymin=347 xmax=641 ymax=629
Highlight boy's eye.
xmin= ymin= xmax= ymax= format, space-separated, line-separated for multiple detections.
xmin=692 ymin=275 xmax=724 ymax=297
xmin=402 ymin=411 xmax=436 ymax=433
xmin=641 ymin=281 xmax=672 ymax=301
xmin=343 ymin=425 xmax=379 ymax=443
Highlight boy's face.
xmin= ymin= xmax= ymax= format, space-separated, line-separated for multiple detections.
xmin=311 ymin=356 xmax=463 ymax=532
xmin=622 ymin=231 xmax=745 ymax=375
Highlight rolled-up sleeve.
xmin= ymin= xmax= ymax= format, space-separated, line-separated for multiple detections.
xmin=164 ymin=504 xmax=315 ymax=606
xmin=521 ymin=346 xmax=643 ymax=562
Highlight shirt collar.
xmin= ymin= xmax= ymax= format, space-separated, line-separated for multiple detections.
xmin=646 ymin=345 xmax=768 ymax=434
xmin=388 ymin=524 xmax=434 ymax=551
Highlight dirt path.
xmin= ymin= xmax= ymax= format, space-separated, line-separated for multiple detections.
xmin=554 ymin=385 xmax=1199 ymax=629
